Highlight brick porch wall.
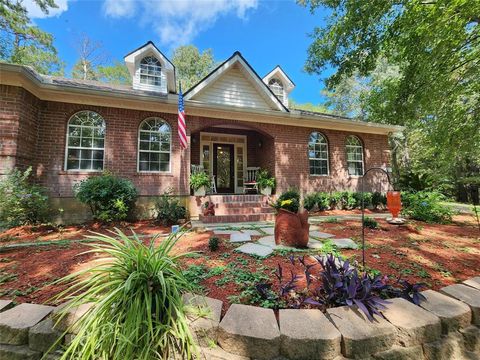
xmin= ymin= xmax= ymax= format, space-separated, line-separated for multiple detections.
xmin=0 ymin=85 xmax=391 ymax=199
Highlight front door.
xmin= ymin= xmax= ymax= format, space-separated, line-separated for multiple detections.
xmin=213 ymin=143 xmax=235 ymax=193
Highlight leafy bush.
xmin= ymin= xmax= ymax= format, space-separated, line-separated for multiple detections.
xmin=73 ymin=173 xmax=138 ymax=222
xmin=208 ymin=237 xmax=220 ymax=251
xmin=54 ymin=229 xmax=197 ymax=360
xmin=353 ymin=192 xmax=372 ymax=208
xmin=303 ymin=193 xmax=318 ymax=211
xmin=155 ymin=192 xmax=187 ymax=226
xmin=0 ymin=167 xmax=50 ymax=227
xmin=363 ymin=217 xmax=379 ymax=229
xmin=303 ymin=192 xmax=330 ymax=211
xmin=274 ymin=188 xmax=300 ymax=213
xmin=189 ymin=172 xmax=210 ymax=191
xmin=256 ymin=254 xmax=425 ymax=320
xmin=402 ymin=191 xmax=453 ymax=223
xmin=256 ymin=169 xmax=276 ymax=190
xmin=372 ymin=191 xmax=387 ymax=209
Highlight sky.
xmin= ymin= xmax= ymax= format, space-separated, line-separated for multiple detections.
xmin=26 ymin=0 xmax=333 ymax=104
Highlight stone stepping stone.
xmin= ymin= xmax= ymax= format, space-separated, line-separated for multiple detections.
xmin=441 ymin=284 xmax=480 ymax=325
xmin=256 ymin=235 xmax=290 ymax=250
xmin=0 ymin=303 xmax=54 ymax=345
xmin=463 ymin=276 xmax=480 ymax=291
xmin=307 ymin=239 xmax=324 ymax=250
xmin=382 ymin=297 xmax=441 ymax=346
xmin=259 ymin=227 xmax=275 ymax=235
xmin=235 ymin=243 xmax=273 ymax=257
xmin=230 ymin=233 xmax=251 ymax=243
xmin=309 ymin=231 xmax=334 ymax=239
xmin=213 ymin=230 xmax=241 ymax=235
xmin=0 ymin=300 xmax=13 ymax=312
xmin=240 ymin=229 xmax=262 ymax=236
xmin=332 ymin=238 xmax=358 ymax=249
xmin=419 ymin=290 xmax=472 ymax=333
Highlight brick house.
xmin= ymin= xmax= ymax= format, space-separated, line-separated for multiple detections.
xmin=0 ymin=42 xmax=402 ymax=223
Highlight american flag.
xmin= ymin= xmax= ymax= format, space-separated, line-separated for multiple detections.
xmin=178 ymin=84 xmax=188 ymax=149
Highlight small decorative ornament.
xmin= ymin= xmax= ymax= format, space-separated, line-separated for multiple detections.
xmin=203 ymin=201 xmax=215 ymax=216
xmin=386 ymin=191 xmax=406 ymax=224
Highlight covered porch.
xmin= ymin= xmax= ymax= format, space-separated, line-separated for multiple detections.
xmin=190 ymin=125 xmax=275 ymax=195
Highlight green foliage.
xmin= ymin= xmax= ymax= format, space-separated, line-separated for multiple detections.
xmin=0 ymin=167 xmax=50 ymax=227
xmin=208 ymin=237 xmax=220 ymax=252
xmin=155 ymin=192 xmax=186 ymax=226
xmin=274 ymin=188 xmax=300 ymax=213
xmin=303 ymin=192 xmax=330 ymax=211
xmin=256 ymin=169 xmax=275 ymax=190
xmin=402 ymin=191 xmax=453 ymax=224
xmin=53 ymin=229 xmax=197 ymax=360
xmin=97 ymin=61 xmax=132 ymax=85
xmin=304 ymin=191 xmax=381 ymax=212
xmin=0 ymin=0 xmax=64 ymax=75
xmin=363 ymin=217 xmax=379 ymax=230
xmin=171 ymin=45 xmax=216 ymax=90
xmin=372 ymin=192 xmax=387 ymax=209
xmin=289 ymin=99 xmax=331 ymax=114
xmin=189 ymin=172 xmax=210 ymax=191
xmin=73 ymin=173 xmax=138 ymax=222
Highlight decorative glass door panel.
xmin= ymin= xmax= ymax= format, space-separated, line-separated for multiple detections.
xmin=213 ymin=144 xmax=234 ymax=193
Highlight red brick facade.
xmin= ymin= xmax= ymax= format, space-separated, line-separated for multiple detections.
xmin=1 ymin=85 xmax=391 ymax=199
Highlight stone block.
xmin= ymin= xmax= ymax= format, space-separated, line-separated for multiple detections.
xmin=279 ymin=309 xmax=341 ymax=360
xmin=235 ymin=243 xmax=273 ymax=257
xmin=326 ymin=305 xmax=397 ymax=358
xmin=51 ymin=302 xmax=94 ymax=334
xmin=463 ymin=277 xmax=480 ymax=291
xmin=28 ymin=318 xmax=62 ymax=353
xmin=0 ymin=303 xmax=54 ymax=345
xmin=218 ymin=304 xmax=280 ymax=359
xmin=183 ymin=293 xmax=222 ymax=346
xmin=460 ymin=325 xmax=480 ymax=353
xmin=420 ymin=290 xmax=472 ymax=333
xmin=309 ymin=231 xmax=335 ymax=239
xmin=381 ymin=297 xmax=441 ymax=346
xmin=441 ymin=284 xmax=480 ymax=325
xmin=332 ymin=238 xmax=358 ymax=249
xmin=0 ymin=300 xmax=13 ymax=312
xmin=230 ymin=233 xmax=251 ymax=243
xmin=422 ymin=331 xmax=467 ymax=360
xmin=373 ymin=345 xmax=424 ymax=360
xmin=0 ymin=344 xmax=41 ymax=360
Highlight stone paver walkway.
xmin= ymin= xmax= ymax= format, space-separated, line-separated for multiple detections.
xmin=235 ymin=243 xmax=273 ymax=257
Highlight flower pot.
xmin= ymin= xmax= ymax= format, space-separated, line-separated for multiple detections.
xmin=194 ymin=186 xmax=206 ymax=197
xmin=387 ymin=191 xmax=402 ymax=218
xmin=274 ymin=208 xmax=310 ymax=248
xmin=260 ymin=186 xmax=272 ymax=196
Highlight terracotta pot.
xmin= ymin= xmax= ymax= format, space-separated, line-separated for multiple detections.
xmin=387 ymin=191 xmax=402 ymax=218
xmin=274 ymin=208 xmax=310 ymax=248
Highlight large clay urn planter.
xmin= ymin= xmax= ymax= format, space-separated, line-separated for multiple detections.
xmin=386 ymin=191 xmax=402 ymax=218
xmin=274 ymin=208 xmax=310 ymax=248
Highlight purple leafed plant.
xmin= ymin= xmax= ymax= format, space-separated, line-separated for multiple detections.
xmin=256 ymin=254 xmax=426 ymax=320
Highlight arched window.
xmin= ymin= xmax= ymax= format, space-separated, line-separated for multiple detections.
xmin=140 ymin=56 xmax=162 ymax=86
xmin=346 ymin=135 xmax=364 ymax=176
xmin=308 ymin=132 xmax=329 ymax=175
xmin=65 ymin=111 xmax=105 ymax=171
xmin=268 ymin=78 xmax=284 ymax=103
xmin=138 ymin=118 xmax=171 ymax=172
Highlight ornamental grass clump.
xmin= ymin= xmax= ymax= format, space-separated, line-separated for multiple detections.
xmin=53 ymin=229 xmax=197 ymax=360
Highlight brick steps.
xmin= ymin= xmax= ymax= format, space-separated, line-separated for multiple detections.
xmin=199 ymin=213 xmax=276 ymax=224
xmin=206 ymin=194 xmax=267 ymax=204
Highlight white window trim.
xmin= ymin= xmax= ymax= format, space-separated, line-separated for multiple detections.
xmin=137 ymin=118 xmax=172 ymax=174
xmin=346 ymin=135 xmax=364 ymax=176
xmin=64 ymin=111 xmax=106 ymax=172
xmin=268 ymin=78 xmax=285 ymax=103
xmin=308 ymin=132 xmax=330 ymax=176
xmin=139 ymin=56 xmax=162 ymax=87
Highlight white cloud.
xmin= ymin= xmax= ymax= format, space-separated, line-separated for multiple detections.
xmin=102 ymin=0 xmax=258 ymax=48
xmin=23 ymin=0 xmax=69 ymax=18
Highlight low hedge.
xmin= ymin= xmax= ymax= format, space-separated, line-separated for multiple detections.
xmin=303 ymin=191 xmax=386 ymax=212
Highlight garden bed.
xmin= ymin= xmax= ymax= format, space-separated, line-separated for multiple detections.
xmin=0 ymin=215 xmax=479 ymax=314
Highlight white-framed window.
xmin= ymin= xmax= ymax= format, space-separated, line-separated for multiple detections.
xmin=65 ymin=110 xmax=105 ymax=171
xmin=139 ymin=56 xmax=162 ymax=86
xmin=346 ymin=135 xmax=364 ymax=176
xmin=268 ymin=78 xmax=284 ymax=103
xmin=308 ymin=132 xmax=329 ymax=175
xmin=138 ymin=117 xmax=171 ymax=172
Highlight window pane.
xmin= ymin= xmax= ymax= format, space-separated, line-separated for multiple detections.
xmin=139 ymin=152 xmax=149 ymax=162
xmin=139 ymin=162 xmax=149 ymax=171
xmin=137 ymin=118 xmax=171 ymax=172
xmin=150 ymin=162 xmax=159 ymax=171
xmin=140 ymin=141 xmax=149 ymax=150
xmin=92 ymin=150 xmax=103 ymax=160
xmin=80 ymin=159 xmax=92 ymax=170
xmin=92 ymin=160 xmax=103 ymax=170
xmin=68 ymin=136 xmax=80 ymax=147
xmin=160 ymin=162 xmax=169 ymax=172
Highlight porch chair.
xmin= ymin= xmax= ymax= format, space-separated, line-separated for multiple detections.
xmin=244 ymin=167 xmax=260 ymax=194
xmin=190 ymin=164 xmax=217 ymax=194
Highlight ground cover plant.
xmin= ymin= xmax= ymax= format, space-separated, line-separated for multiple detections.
xmin=52 ymin=229 xmax=196 ymax=360
xmin=155 ymin=191 xmax=187 ymax=226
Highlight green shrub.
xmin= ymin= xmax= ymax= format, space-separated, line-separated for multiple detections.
xmin=189 ymin=172 xmax=210 ymax=191
xmin=73 ymin=173 xmax=138 ymax=222
xmin=208 ymin=237 xmax=220 ymax=251
xmin=274 ymin=188 xmax=300 ymax=213
xmin=402 ymin=191 xmax=453 ymax=223
xmin=155 ymin=192 xmax=187 ymax=226
xmin=363 ymin=217 xmax=379 ymax=229
xmin=54 ymin=229 xmax=196 ymax=360
xmin=303 ymin=193 xmax=318 ymax=211
xmin=0 ymin=167 xmax=50 ymax=227
xmin=256 ymin=169 xmax=276 ymax=190
xmin=304 ymin=192 xmax=330 ymax=211
xmin=372 ymin=192 xmax=387 ymax=209
xmin=353 ymin=192 xmax=373 ymax=208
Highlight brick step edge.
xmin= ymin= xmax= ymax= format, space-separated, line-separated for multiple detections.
xmin=204 ymin=195 xmax=269 ymax=203
xmin=199 ymin=213 xmax=276 ymax=223
xmin=213 ymin=207 xmax=275 ymax=215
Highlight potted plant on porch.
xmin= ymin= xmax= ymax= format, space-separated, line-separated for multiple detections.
xmin=273 ymin=188 xmax=310 ymax=248
xmin=190 ymin=172 xmax=210 ymax=197
xmin=257 ymin=169 xmax=276 ymax=196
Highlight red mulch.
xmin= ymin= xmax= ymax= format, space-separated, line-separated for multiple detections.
xmin=1 ymin=215 xmax=479 ymax=314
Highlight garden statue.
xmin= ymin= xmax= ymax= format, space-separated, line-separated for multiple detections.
xmin=203 ymin=201 xmax=215 ymax=216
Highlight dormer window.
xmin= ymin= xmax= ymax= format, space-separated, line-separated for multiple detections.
xmin=268 ymin=78 xmax=284 ymax=103
xmin=140 ymin=56 xmax=162 ymax=86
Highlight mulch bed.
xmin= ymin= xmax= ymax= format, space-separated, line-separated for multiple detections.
xmin=0 ymin=215 xmax=479 ymax=314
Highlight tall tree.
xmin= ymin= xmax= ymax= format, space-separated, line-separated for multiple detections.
xmin=289 ymin=99 xmax=331 ymax=114
xmin=171 ymin=45 xmax=216 ymax=90
xmin=71 ymin=34 xmax=106 ymax=80
xmin=97 ymin=61 xmax=132 ymax=85
xmin=300 ymin=0 xmax=480 ymax=201
xmin=0 ymin=0 xmax=64 ymax=74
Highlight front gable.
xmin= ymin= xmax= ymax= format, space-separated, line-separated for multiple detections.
xmin=184 ymin=52 xmax=288 ymax=112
